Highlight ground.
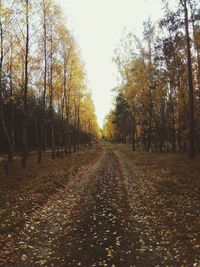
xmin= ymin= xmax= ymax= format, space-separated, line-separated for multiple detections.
xmin=0 ymin=144 xmax=200 ymax=266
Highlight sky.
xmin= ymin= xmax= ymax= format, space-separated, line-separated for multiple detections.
xmin=58 ymin=0 xmax=163 ymax=128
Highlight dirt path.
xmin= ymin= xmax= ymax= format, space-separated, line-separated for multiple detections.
xmin=51 ymin=149 xmax=139 ymax=267
xmin=2 ymin=148 xmax=138 ymax=267
xmin=1 ymin=145 xmax=199 ymax=266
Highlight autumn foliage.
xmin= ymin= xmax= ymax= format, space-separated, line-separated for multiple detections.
xmin=104 ymin=0 xmax=200 ymax=157
xmin=0 ymin=0 xmax=99 ymax=165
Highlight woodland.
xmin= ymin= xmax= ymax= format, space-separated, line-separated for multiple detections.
xmin=0 ymin=0 xmax=200 ymax=266
xmin=0 ymin=0 xmax=99 ymax=167
xmin=104 ymin=0 xmax=200 ymax=159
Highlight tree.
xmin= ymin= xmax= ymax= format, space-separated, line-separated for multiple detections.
xmin=0 ymin=0 xmax=14 ymax=163
xmin=181 ymin=0 xmax=196 ymax=158
xmin=21 ymin=0 xmax=30 ymax=166
xmin=37 ymin=0 xmax=49 ymax=163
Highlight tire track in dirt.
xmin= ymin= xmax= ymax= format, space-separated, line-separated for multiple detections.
xmin=50 ymin=149 xmax=139 ymax=267
xmin=10 ymin=151 xmax=105 ymax=267
xmin=4 ymin=148 xmax=141 ymax=267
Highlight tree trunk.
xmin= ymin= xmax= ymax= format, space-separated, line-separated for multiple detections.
xmin=132 ymin=116 xmax=136 ymax=151
xmin=38 ymin=1 xmax=48 ymax=163
xmin=182 ymin=0 xmax=196 ymax=158
xmin=22 ymin=0 xmax=29 ymax=166
xmin=9 ymin=41 xmax=15 ymax=154
xmin=50 ymin=29 xmax=55 ymax=159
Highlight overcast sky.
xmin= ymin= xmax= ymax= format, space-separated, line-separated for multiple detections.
xmin=58 ymin=0 xmax=163 ymax=128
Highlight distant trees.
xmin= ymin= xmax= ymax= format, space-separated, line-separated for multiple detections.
xmin=104 ymin=0 xmax=200 ymax=157
xmin=0 ymin=0 xmax=99 ymax=166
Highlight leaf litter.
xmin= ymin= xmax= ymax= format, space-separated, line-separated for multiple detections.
xmin=0 ymin=145 xmax=200 ymax=266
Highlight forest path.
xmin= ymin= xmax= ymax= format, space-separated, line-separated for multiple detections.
xmin=13 ymin=146 xmax=139 ymax=267
xmin=52 ymin=148 xmax=139 ymax=267
xmin=3 ymin=145 xmax=200 ymax=267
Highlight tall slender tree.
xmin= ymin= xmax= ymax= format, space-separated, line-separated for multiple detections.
xmin=22 ymin=0 xmax=30 ymax=166
xmin=181 ymin=0 xmax=196 ymax=158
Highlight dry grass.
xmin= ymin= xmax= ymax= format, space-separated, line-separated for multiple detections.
xmin=114 ymin=143 xmax=200 ymax=183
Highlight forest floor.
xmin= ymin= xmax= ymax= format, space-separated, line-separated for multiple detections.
xmin=0 ymin=144 xmax=200 ymax=266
